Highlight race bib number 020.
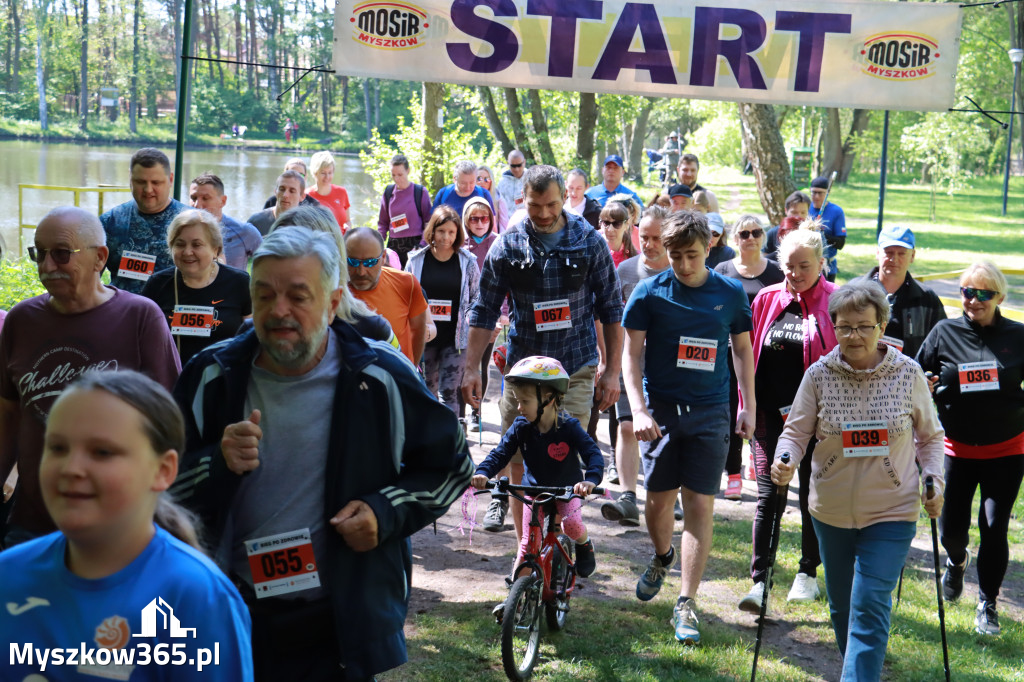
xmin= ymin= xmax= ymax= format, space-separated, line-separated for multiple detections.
xmin=246 ymin=528 xmax=321 ymax=598
xmin=117 ymin=251 xmax=156 ymax=281
xmin=958 ymin=361 xmax=998 ymax=393
xmin=842 ymin=421 xmax=890 ymax=458
xmin=676 ymin=337 xmax=717 ymax=372
xmin=534 ymin=299 xmax=571 ymax=332
xmin=170 ymin=305 xmax=214 ymax=337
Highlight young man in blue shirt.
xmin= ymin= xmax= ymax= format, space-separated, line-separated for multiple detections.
xmin=808 ymin=175 xmax=847 ymax=281
xmin=622 ymin=210 xmax=756 ymax=645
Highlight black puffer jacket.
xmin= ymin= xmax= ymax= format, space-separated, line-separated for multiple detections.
xmin=864 ymin=268 xmax=947 ymax=358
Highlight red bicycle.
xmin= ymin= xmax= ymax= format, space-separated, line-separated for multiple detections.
xmin=477 ymin=477 xmax=604 ymax=681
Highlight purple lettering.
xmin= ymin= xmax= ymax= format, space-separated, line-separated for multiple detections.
xmin=526 ymin=0 xmax=602 ymax=78
xmin=775 ymin=11 xmax=852 ymax=92
xmin=447 ymin=0 xmax=519 ymax=73
xmin=592 ymin=3 xmax=676 ymax=84
xmin=690 ymin=7 xmax=767 ymax=89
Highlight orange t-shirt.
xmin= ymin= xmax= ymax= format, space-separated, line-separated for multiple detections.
xmin=307 ymin=185 xmax=351 ymax=230
xmin=350 ymin=267 xmax=427 ymax=362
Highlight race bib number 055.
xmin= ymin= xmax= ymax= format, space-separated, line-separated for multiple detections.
xmin=246 ymin=528 xmax=321 ymax=598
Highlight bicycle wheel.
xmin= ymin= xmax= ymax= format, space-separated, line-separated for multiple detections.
xmin=501 ymin=575 xmax=542 ymax=680
xmin=545 ymin=534 xmax=573 ymax=631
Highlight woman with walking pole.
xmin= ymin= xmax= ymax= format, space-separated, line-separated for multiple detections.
xmin=772 ymin=279 xmax=944 ymax=681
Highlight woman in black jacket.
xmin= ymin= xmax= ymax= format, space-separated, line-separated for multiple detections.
xmin=916 ymin=260 xmax=1024 ymax=636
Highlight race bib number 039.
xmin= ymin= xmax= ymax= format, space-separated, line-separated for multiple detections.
xmin=676 ymin=337 xmax=717 ymax=372
xmin=842 ymin=420 xmax=890 ymax=458
xmin=534 ymin=299 xmax=571 ymax=331
xmin=170 ymin=305 xmax=214 ymax=337
xmin=246 ymin=528 xmax=321 ymax=598
xmin=958 ymin=361 xmax=998 ymax=393
xmin=428 ymin=299 xmax=452 ymax=322
xmin=117 ymin=251 xmax=156 ymax=281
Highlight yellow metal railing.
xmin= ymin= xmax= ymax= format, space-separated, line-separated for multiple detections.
xmin=17 ymin=184 xmax=132 ymax=254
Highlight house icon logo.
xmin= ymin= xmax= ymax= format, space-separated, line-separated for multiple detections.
xmin=132 ymin=597 xmax=197 ymax=638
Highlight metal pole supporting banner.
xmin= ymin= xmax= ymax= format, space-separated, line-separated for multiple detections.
xmin=174 ymin=0 xmax=196 ymax=202
xmin=1003 ymin=60 xmax=1020 ymax=217
xmin=877 ymin=111 xmax=890 ymax=239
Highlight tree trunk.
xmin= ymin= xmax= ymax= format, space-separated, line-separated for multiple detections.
xmin=211 ymin=0 xmax=224 ymax=87
xmin=245 ymin=0 xmax=255 ymax=91
xmin=374 ymin=78 xmax=380 ymax=130
xmin=78 ymin=0 xmax=87 ymax=131
xmin=11 ymin=0 xmax=20 ymax=93
xmin=627 ymin=97 xmax=657 ymax=182
xmin=1011 ymin=3 xmax=1024 ymax=167
xmin=575 ymin=92 xmax=599 ymax=177
xmin=477 ymin=86 xmax=514 ymax=157
xmin=34 ymin=0 xmax=48 ymax=131
xmin=183 ymin=2 xmax=198 ymax=125
xmin=526 ymin=89 xmax=557 ymax=166
xmin=320 ymin=73 xmax=330 ymax=134
xmin=232 ymin=0 xmax=241 ymax=80
xmin=737 ymin=102 xmax=797 ymax=225
xmin=130 ymin=0 xmax=140 ymax=133
xmin=362 ymin=78 xmax=372 ymax=139
xmin=838 ymin=109 xmax=871 ymax=182
xmin=422 ymin=82 xmax=446 ymax=192
xmin=169 ymin=0 xmax=182 ymax=105
xmin=820 ymin=108 xmax=843 ymax=178
xmin=503 ymin=87 xmax=535 ymax=163
xmin=201 ymin=0 xmax=213 ymax=80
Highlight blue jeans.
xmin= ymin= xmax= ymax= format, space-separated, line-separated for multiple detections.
xmin=812 ymin=517 xmax=915 ymax=682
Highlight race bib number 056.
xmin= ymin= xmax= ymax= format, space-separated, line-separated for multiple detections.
xmin=842 ymin=421 xmax=889 ymax=458
xmin=170 ymin=305 xmax=214 ymax=337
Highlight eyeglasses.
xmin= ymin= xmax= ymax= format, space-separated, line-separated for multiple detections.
xmin=738 ymin=229 xmax=764 ymax=240
xmin=347 ymin=256 xmax=381 ymax=268
xmin=28 ymin=246 xmax=97 ymax=265
xmin=509 ymin=163 xmax=524 ymax=168
xmin=468 ymin=215 xmax=491 ymax=224
xmin=961 ymin=286 xmax=998 ymax=302
xmin=475 ymin=176 xmax=490 ymax=183
xmin=599 ymin=219 xmax=625 ymax=228
xmin=834 ymin=323 xmax=881 ymax=338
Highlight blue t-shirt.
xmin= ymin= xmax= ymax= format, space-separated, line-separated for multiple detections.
xmin=808 ymin=201 xmax=846 ymax=275
xmin=430 ymin=185 xmax=494 ymax=217
xmin=584 ymin=183 xmax=642 ymax=208
xmin=0 ymin=526 xmax=253 ymax=680
xmin=475 ymin=416 xmax=604 ymax=487
xmin=622 ymin=268 xmax=752 ymax=405
xmin=101 ymin=199 xmax=186 ymax=294
xmin=220 ymin=214 xmax=263 ymax=271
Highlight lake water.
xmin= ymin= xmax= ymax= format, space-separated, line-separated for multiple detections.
xmin=0 ymin=140 xmax=375 ymax=257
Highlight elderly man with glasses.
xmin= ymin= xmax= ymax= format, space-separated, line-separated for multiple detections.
xmin=0 ymin=206 xmax=179 ymax=546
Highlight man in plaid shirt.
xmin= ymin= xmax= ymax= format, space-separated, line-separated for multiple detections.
xmin=462 ymin=165 xmax=624 ymax=538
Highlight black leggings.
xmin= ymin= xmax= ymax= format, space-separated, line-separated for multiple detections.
xmin=724 ymin=352 xmax=743 ymax=476
xmin=750 ymin=406 xmax=821 ymax=583
xmin=940 ymin=453 xmax=1024 ymax=603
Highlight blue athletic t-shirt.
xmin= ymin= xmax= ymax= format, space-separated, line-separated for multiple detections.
xmin=623 ymin=267 xmax=752 ymax=405
xmin=0 ymin=526 xmax=253 ymax=680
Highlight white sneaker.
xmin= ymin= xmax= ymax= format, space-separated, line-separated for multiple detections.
xmin=738 ymin=582 xmax=766 ymax=613
xmin=788 ymin=573 xmax=820 ymax=602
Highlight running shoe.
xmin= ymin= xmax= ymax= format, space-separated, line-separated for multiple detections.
xmin=601 ymin=491 xmax=640 ymax=526
xmin=674 ymin=498 xmax=684 ymax=521
xmin=738 ymin=582 xmax=766 ymax=613
xmin=975 ymin=600 xmax=1000 ymax=636
xmin=788 ymin=573 xmax=820 ymax=602
xmin=672 ymin=597 xmax=701 ymax=645
xmin=636 ymin=550 xmax=673 ymax=601
xmin=482 ymin=498 xmax=508 ymax=532
xmin=941 ymin=551 xmax=970 ymax=602
xmin=724 ymin=474 xmax=743 ymax=501
xmin=575 ymin=539 xmax=597 ymax=578
xmin=606 ymin=462 xmax=620 ymax=485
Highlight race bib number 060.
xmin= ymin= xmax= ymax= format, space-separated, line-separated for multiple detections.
xmin=117 ymin=251 xmax=156 ymax=281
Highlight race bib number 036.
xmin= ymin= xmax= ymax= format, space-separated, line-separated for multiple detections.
xmin=534 ymin=299 xmax=572 ymax=331
xmin=842 ymin=421 xmax=889 ymax=458
xmin=117 ymin=251 xmax=156 ymax=281
xmin=170 ymin=305 xmax=214 ymax=337
xmin=958 ymin=361 xmax=998 ymax=393
xmin=246 ymin=528 xmax=321 ymax=598
xmin=676 ymin=337 xmax=717 ymax=372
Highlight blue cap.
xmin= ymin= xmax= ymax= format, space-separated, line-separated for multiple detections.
xmin=878 ymin=225 xmax=915 ymax=250
xmin=603 ymin=155 xmax=624 ymax=168
xmin=706 ymin=212 xmax=725 ymax=235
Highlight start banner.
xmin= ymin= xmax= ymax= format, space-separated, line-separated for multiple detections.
xmin=333 ymin=0 xmax=962 ymax=111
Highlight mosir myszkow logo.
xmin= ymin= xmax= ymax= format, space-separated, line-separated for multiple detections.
xmin=859 ymin=33 xmax=941 ymax=81
xmin=350 ymin=1 xmax=428 ymax=50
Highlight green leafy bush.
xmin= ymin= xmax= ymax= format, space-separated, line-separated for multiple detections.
xmin=0 ymin=257 xmax=46 ymax=311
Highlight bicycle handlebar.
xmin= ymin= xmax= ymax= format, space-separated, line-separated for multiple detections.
xmin=474 ymin=477 xmax=605 ymax=503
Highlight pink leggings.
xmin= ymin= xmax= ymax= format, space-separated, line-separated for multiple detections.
xmin=516 ymin=497 xmax=587 ymax=567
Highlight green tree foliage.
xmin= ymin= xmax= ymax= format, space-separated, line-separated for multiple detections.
xmin=900 ymin=113 xmax=990 ymax=219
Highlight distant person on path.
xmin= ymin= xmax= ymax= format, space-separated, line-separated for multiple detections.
xmin=432 ymin=160 xmax=494 ymax=218
xmin=496 ymin=149 xmax=527 ymax=213
xmin=306 ymin=151 xmax=352 ymax=232
xmin=247 ymin=170 xmax=308 ymax=236
xmin=377 ymin=154 xmax=433 ymax=267
xmin=667 ymin=184 xmax=693 ymax=212
xmin=284 ymin=118 xmax=293 ymax=143
xmin=475 ymin=164 xmax=509 ymax=232
xmin=189 ymin=172 xmax=263 ymax=270
xmin=863 ymin=225 xmax=946 ymax=358
xmin=763 ymin=191 xmax=810 ymax=261
xmin=563 ymin=168 xmax=601 ymax=228
xmin=263 ymin=158 xmax=320 ymax=210
xmin=585 ymin=155 xmax=642 ymax=208
xmin=704 ymin=213 xmax=735 ymax=269
xmin=100 ymin=147 xmax=186 ymax=294
xmin=659 ymin=132 xmax=683 ymax=179
xmin=916 ymin=261 xmax=1024 ymax=637
xmin=773 ymin=279 xmax=944 ymax=679
xmin=676 ymin=154 xmax=719 ymax=213
xmin=0 ymin=207 xmax=179 ymax=546
xmin=808 ymin=175 xmax=847 ymax=281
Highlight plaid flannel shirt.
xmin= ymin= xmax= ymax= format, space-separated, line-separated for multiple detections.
xmin=468 ymin=211 xmax=623 ymax=375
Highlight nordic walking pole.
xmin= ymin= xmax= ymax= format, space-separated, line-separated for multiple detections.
xmin=926 ymin=476 xmax=951 ymax=682
xmin=751 ymin=453 xmax=791 ymax=682
xmin=895 ymin=565 xmax=906 ymax=610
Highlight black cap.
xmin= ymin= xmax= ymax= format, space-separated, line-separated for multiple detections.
xmin=810 ymin=176 xmax=830 ymax=190
xmin=668 ymin=184 xmax=692 ymax=198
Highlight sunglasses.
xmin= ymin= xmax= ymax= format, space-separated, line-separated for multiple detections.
xmin=509 ymin=163 xmax=524 ymax=168
xmin=738 ymin=229 xmax=764 ymax=240
xmin=468 ymin=215 xmax=491 ymax=224
xmin=347 ymin=256 xmax=381 ymax=268
xmin=961 ymin=286 xmax=998 ymax=302
xmin=475 ymin=176 xmax=490 ymax=183
xmin=600 ymin=219 xmax=625 ymax=228
xmin=28 ymin=246 xmax=96 ymax=265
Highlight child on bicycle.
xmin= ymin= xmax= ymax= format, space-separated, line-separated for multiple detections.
xmin=472 ymin=356 xmax=603 ymax=581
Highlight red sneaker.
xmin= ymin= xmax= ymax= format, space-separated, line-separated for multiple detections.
xmin=724 ymin=474 xmax=743 ymax=501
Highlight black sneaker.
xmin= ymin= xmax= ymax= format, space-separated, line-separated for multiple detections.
xmin=975 ymin=600 xmax=1000 ymax=635
xmin=482 ymin=498 xmax=508 ymax=532
xmin=575 ymin=539 xmax=597 ymax=578
xmin=941 ymin=552 xmax=970 ymax=602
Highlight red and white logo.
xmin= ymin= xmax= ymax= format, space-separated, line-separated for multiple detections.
xmin=859 ymin=32 xmax=941 ymax=81
xmin=350 ymin=1 xmax=428 ymax=50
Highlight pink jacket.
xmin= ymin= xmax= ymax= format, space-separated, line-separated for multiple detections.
xmin=750 ymin=276 xmax=839 ymax=370
xmin=778 ymin=345 xmax=945 ymax=529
